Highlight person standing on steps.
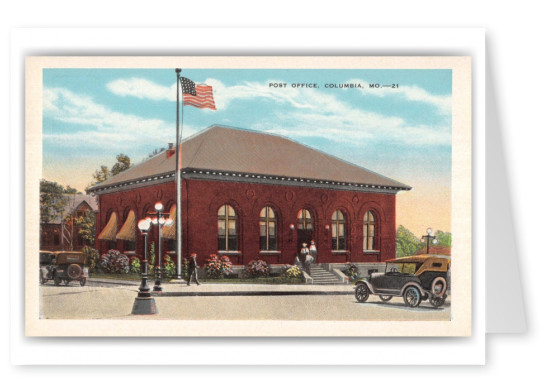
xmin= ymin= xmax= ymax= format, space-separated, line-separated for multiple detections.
xmin=299 ymin=243 xmax=310 ymax=272
xmin=309 ymin=240 xmax=317 ymax=264
xmin=187 ymin=253 xmax=200 ymax=286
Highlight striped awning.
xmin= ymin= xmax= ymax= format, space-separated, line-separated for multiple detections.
xmin=116 ymin=210 xmax=136 ymax=242
xmin=98 ymin=212 xmax=117 ymax=241
xmin=161 ymin=205 xmax=177 ymax=239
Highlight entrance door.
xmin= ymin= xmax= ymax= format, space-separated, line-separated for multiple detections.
xmin=296 ymin=209 xmax=314 ymax=253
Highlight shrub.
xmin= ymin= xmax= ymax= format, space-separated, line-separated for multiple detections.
xmin=100 ymin=250 xmax=130 ymax=274
xmin=280 ymin=264 xmax=303 ymax=280
xmin=163 ymin=254 xmax=176 ymax=278
xmin=82 ymin=245 xmax=100 ymax=271
xmin=130 ymin=256 xmax=141 ymax=274
xmin=204 ymin=254 xmax=233 ymax=279
xmin=244 ymin=259 xmax=270 ymax=278
xmin=342 ymin=262 xmax=359 ymax=280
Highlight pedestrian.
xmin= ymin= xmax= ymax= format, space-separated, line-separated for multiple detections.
xmin=299 ymin=242 xmax=309 ymax=270
xmin=309 ymin=240 xmax=317 ymax=264
xmin=187 ymin=253 xmax=200 ymax=286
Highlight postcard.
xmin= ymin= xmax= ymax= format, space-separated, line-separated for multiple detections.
xmin=25 ymin=56 xmax=471 ymax=337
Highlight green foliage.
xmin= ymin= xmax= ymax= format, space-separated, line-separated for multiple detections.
xmin=396 ymin=225 xmax=425 ymax=258
xmin=40 ymin=179 xmax=69 ymax=223
xmin=130 ymin=256 xmax=141 ymax=274
xmin=163 ymin=254 xmax=176 ymax=278
xmin=100 ymin=250 xmax=130 ymax=274
xmin=64 ymin=185 xmax=80 ymax=194
xmin=435 ymin=230 xmax=452 ymax=247
xmin=82 ymin=245 xmax=100 ymax=271
xmin=342 ymin=262 xmax=359 ymax=280
xmin=75 ymin=209 xmax=96 ymax=246
xmin=149 ymin=242 xmax=156 ymax=267
xmin=91 ymin=154 xmax=132 ymax=185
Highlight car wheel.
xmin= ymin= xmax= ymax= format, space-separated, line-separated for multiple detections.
xmin=80 ymin=278 xmax=86 ymax=287
xmin=40 ymin=273 xmax=45 ymax=285
xmin=379 ymin=295 xmax=392 ymax=302
xmin=403 ymin=286 xmax=421 ymax=308
xmin=431 ymin=277 xmax=447 ymax=297
xmin=430 ymin=296 xmax=445 ymax=308
xmin=54 ymin=275 xmax=61 ymax=286
xmin=67 ymin=264 xmax=83 ymax=279
xmin=355 ymin=283 xmax=370 ymax=302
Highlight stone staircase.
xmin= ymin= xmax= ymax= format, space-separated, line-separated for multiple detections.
xmin=308 ymin=264 xmax=346 ymax=285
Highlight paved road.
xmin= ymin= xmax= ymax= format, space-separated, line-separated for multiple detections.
xmin=39 ymin=282 xmax=451 ymax=321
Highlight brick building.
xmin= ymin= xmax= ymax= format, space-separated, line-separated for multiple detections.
xmin=40 ymin=194 xmax=98 ymax=251
xmin=88 ymin=125 xmax=411 ymax=266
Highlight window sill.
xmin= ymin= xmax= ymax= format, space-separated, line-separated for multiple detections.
xmin=259 ymin=251 xmax=281 ymax=254
xmin=217 ymin=251 xmax=241 ymax=255
xmin=363 ymin=250 xmax=380 ymax=254
xmin=331 ymin=250 xmax=349 ymax=254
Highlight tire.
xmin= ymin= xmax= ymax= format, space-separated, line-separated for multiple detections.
xmin=403 ymin=286 xmax=421 ymax=308
xmin=355 ymin=283 xmax=370 ymax=302
xmin=379 ymin=295 xmax=392 ymax=302
xmin=40 ymin=272 xmax=45 ymax=285
xmin=54 ymin=275 xmax=61 ymax=286
xmin=67 ymin=264 xmax=83 ymax=279
xmin=431 ymin=277 xmax=447 ymax=297
xmin=430 ymin=296 xmax=445 ymax=308
xmin=80 ymin=278 xmax=86 ymax=287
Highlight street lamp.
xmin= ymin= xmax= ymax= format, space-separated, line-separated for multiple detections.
xmin=131 ymin=218 xmax=158 ymax=315
xmin=421 ymin=227 xmax=439 ymax=254
xmin=149 ymin=202 xmax=173 ymax=292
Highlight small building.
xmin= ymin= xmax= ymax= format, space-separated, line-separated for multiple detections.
xmin=40 ymin=194 xmax=98 ymax=251
xmin=88 ymin=125 xmax=411 ymax=266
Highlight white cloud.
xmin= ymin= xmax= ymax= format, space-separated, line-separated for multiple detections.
xmin=347 ymin=78 xmax=452 ymax=114
xmin=107 ymin=78 xmax=174 ymax=101
xmin=43 ymin=87 xmax=194 ymax=151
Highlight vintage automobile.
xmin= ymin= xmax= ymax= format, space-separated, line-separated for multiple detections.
xmin=354 ymin=255 xmax=450 ymax=308
xmin=40 ymin=251 xmax=88 ymax=286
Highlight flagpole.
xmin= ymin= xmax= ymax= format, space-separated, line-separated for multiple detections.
xmin=175 ymin=68 xmax=183 ymax=280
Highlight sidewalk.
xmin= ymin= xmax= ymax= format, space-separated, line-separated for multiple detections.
xmin=88 ymin=277 xmax=353 ymax=296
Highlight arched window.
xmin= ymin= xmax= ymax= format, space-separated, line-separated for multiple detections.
xmin=363 ymin=211 xmax=376 ymax=251
xmin=297 ymin=209 xmax=313 ymax=230
xmin=260 ymin=206 xmax=277 ymax=251
xmin=331 ymin=209 xmax=346 ymax=251
xmin=218 ymin=205 xmax=238 ymax=251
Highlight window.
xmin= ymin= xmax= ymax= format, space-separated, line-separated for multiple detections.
xmin=331 ymin=210 xmax=346 ymax=250
xmin=363 ymin=211 xmax=376 ymax=251
xmin=260 ymin=206 xmax=277 ymax=251
xmin=297 ymin=209 xmax=313 ymax=230
xmin=218 ymin=205 xmax=238 ymax=251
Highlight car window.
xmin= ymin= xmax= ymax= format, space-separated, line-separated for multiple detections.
xmin=386 ymin=262 xmax=418 ymax=275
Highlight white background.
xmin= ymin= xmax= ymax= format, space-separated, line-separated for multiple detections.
xmin=1 ymin=1 xmax=546 ymax=389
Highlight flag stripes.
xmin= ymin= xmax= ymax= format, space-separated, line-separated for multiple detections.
xmin=179 ymin=77 xmax=216 ymax=110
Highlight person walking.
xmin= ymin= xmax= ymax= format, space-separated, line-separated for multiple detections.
xmin=187 ymin=253 xmax=200 ymax=286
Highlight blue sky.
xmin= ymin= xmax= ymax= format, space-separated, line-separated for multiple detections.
xmin=42 ymin=68 xmax=452 ymax=235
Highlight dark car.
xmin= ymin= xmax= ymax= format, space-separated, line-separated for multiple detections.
xmin=40 ymin=251 xmax=88 ymax=286
xmin=354 ymin=255 xmax=450 ymax=308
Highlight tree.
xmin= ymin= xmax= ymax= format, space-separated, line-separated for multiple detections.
xmin=91 ymin=154 xmax=132 ymax=185
xmin=40 ymin=179 xmax=69 ymax=223
xmin=64 ymin=185 xmax=80 ymax=194
xmin=435 ymin=230 xmax=452 ymax=247
xmin=75 ymin=209 xmax=96 ymax=246
xmin=396 ymin=225 xmax=425 ymax=258
xmin=148 ymin=147 xmax=166 ymax=158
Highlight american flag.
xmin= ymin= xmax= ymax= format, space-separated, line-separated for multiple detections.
xmin=179 ymin=76 xmax=216 ymax=110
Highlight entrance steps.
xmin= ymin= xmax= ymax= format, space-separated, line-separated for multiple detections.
xmin=307 ymin=264 xmax=347 ymax=285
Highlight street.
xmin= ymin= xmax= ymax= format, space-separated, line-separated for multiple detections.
xmin=39 ymin=281 xmax=451 ymax=321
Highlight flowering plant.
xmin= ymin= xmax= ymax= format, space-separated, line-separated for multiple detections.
xmin=130 ymin=256 xmax=141 ymax=274
xmin=342 ymin=262 xmax=359 ymax=280
xmin=163 ymin=254 xmax=176 ymax=278
xmin=280 ymin=264 xmax=303 ymax=279
xmin=244 ymin=259 xmax=270 ymax=278
xmin=100 ymin=250 xmax=130 ymax=274
xmin=204 ymin=254 xmax=233 ymax=279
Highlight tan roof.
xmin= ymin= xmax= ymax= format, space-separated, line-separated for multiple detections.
xmin=51 ymin=194 xmax=98 ymax=224
xmin=90 ymin=125 xmax=410 ymax=190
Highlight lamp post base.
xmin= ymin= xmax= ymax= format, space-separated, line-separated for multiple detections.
xmin=131 ymin=297 xmax=158 ymax=315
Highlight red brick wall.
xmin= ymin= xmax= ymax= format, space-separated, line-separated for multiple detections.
xmin=96 ymin=179 xmax=396 ymax=266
